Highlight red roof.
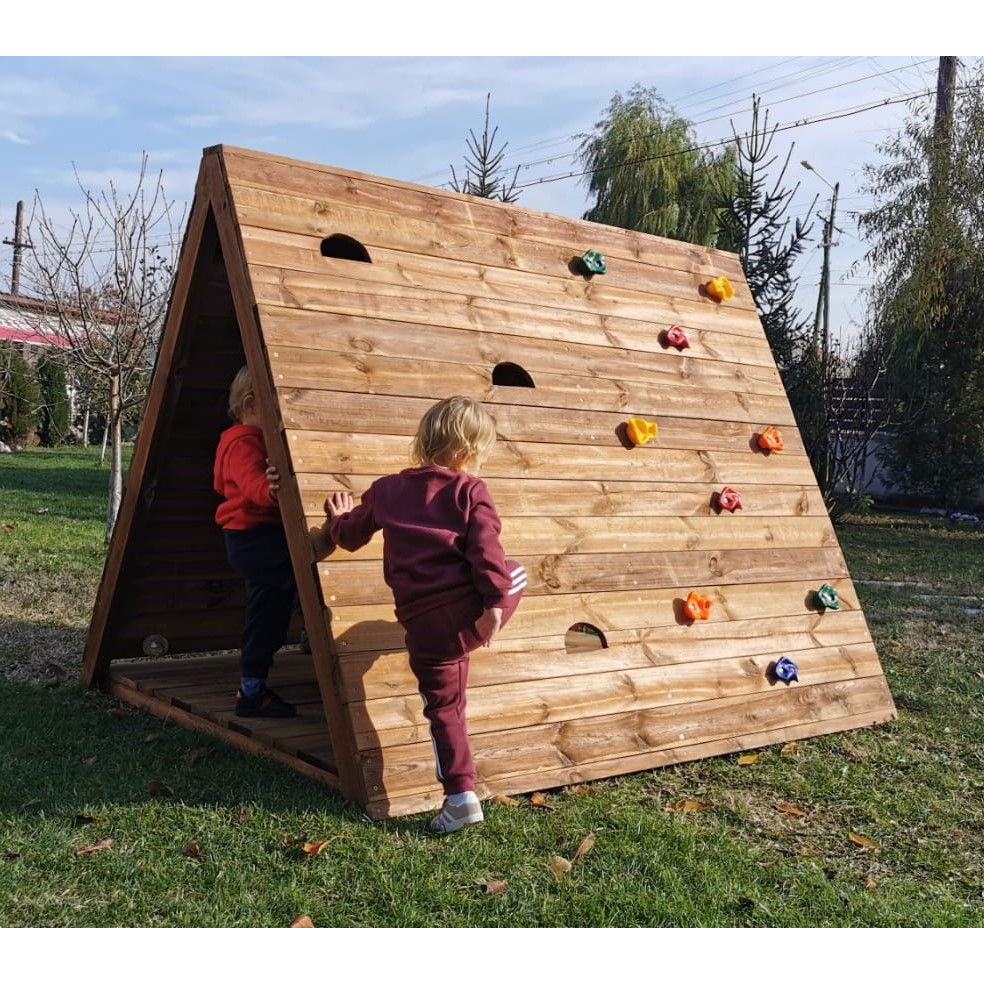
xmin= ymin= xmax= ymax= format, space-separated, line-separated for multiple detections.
xmin=0 ymin=295 xmax=73 ymax=348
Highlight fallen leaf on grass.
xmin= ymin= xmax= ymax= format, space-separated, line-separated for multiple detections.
xmin=144 ymin=733 xmax=161 ymax=744
xmin=564 ymin=784 xmax=598 ymax=798
xmin=572 ymin=832 xmax=597 ymax=861
xmin=35 ymin=508 xmax=49 ymax=515
xmin=75 ymin=838 xmax=113 ymax=856
xmin=301 ymin=836 xmax=343 ymax=857
xmin=780 ymin=743 xmax=801 ymax=757
xmin=2 ymin=524 xmax=13 ymax=534
xmin=737 ymin=753 xmax=760 ymax=766
xmin=798 ymin=846 xmax=822 ymax=858
xmin=529 ymin=792 xmax=556 ymax=810
xmin=235 ymin=807 xmax=251 ymax=825
xmin=491 ymin=794 xmax=520 ymax=806
xmin=71 ymin=814 xmax=97 ymax=827
xmin=184 ymin=747 xmax=212 ymax=768
xmin=81 ymin=756 xmax=97 ymax=767
xmin=484 ymin=879 xmax=509 ymax=895
xmin=848 ymin=832 xmax=880 ymax=851
xmin=21 ymin=799 xmax=42 ymax=810
xmin=147 ymin=780 xmax=174 ymax=797
xmin=548 ymin=856 xmax=572 ymax=879
xmin=776 ymin=802 xmax=808 ymax=819
xmin=181 ymin=841 xmax=204 ymax=860
xmin=290 ymin=915 xmax=314 ymax=928
xmin=42 ymin=661 xmax=67 ymax=681
xmin=109 ymin=709 xmax=133 ymax=720
xmin=865 ymin=874 xmax=877 ymax=890
xmin=665 ymin=798 xmax=710 ymax=813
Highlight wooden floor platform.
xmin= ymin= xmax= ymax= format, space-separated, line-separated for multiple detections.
xmin=108 ymin=651 xmax=338 ymax=786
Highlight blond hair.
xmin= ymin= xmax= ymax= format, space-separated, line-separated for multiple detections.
xmin=228 ymin=365 xmax=253 ymax=421
xmin=410 ymin=396 xmax=496 ymax=470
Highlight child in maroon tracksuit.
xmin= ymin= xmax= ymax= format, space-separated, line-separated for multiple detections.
xmin=326 ymin=396 xmax=526 ymax=833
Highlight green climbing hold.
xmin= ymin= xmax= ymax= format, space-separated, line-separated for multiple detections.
xmin=815 ymin=584 xmax=840 ymax=611
xmin=579 ymin=249 xmax=607 ymax=275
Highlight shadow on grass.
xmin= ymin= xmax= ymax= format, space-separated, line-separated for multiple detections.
xmin=0 ymin=674 xmax=362 ymax=824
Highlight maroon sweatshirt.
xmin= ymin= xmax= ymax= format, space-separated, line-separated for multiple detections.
xmin=328 ymin=465 xmax=513 ymax=622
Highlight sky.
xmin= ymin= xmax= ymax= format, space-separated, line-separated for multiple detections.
xmin=0 ymin=55 xmax=954 ymax=345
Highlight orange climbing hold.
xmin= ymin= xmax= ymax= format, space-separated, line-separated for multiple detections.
xmin=626 ymin=417 xmax=659 ymax=446
xmin=757 ymin=426 xmax=784 ymax=453
xmin=706 ymin=276 xmax=734 ymax=302
xmin=683 ymin=591 xmax=713 ymax=622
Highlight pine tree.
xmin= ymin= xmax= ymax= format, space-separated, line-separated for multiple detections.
xmin=0 ymin=345 xmax=42 ymax=448
xmin=449 ymin=94 xmax=520 ymax=203
xmin=36 ymin=354 xmax=70 ymax=447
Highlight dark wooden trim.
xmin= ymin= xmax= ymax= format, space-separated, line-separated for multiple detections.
xmin=202 ymin=147 xmax=367 ymax=807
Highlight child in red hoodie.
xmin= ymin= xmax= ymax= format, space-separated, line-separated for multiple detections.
xmin=214 ymin=366 xmax=332 ymax=718
xmin=327 ymin=396 xmax=526 ymax=833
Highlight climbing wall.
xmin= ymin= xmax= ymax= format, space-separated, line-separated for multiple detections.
xmin=214 ymin=146 xmax=895 ymax=817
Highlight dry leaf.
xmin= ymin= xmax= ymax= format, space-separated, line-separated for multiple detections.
xmin=492 ymin=794 xmax=520 ymax=806
xmin=2 ymin=523 xmax=13 ymax=534
xmin=147 ymin=780 xmax=174 ymax=797
xmin=302 ymin=837 xmax=341 ymax=857
xmin=529 ymin=792 xmax=556 ymax=810
xmin=290 ymin=915 xmax=314 ymax=928
xmin=75 ymin=838 xmax=113 ymax=856
xmin=776 ymin=802 xmax=808 ymax=819
xmin=21 ymin=799 xmax=41 ymax=809
xmin=798 ymin=846 xmax=822 ymax=857
xmin=82 ymin=756 xmax=97 ymax=767
xmin=548 ymin=856 xmax=572 ymax=879
xmin=848 ymin=832 xmax=880 ymax=851
xmin=235 ymin=807 xmax=252 ymax=825
xmin=665 ymin=798 xmax=710 ymax=813
xmin=71 ymin=814 xmax=97 ymax=827
xmin=145 ymin=733 xmax=161 ymax=744
xmin=780 ymin=742 xmax=801 ymax=757
xmin=572 ymin=832 xmax=597 ymax=862
xmin=484 ymin=879 xmax=509 ymax=895
xmin=42 ymin=661 xmax=68 ymax=681
xmin=184 ymin=747 xmax=212 ymax=768
xmin=181 ymin=841 xmax=204 ymax=860
xmin=109 ymin=708 xmax=133 ymax=720
xmin=737 ymin=753 xmax=760 ymax=766
xmin=865 ymin=874 xmax=877 ymax=890
xmin=564 ymin=784 xmax=597 ymax=797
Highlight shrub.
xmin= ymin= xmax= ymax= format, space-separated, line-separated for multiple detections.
xmin=0 ymin=345 xmax=42 ymax=448
xmin=37 ymin=355 xmax=70 ymax=447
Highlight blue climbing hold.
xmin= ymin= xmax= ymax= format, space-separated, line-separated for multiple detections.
xmin=773 ymin=657 xmax=799 ymax=683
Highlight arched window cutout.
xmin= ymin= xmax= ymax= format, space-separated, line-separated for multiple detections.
xmin=320 ymin=234 xmax=371 ymax=263
xmin=492 ymin=362 xmax=535 ymax=388
xmin=565 ymin=622 xmax=608 ymax=654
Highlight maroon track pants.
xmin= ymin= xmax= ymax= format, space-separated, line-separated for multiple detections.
xmin=402 ymin=561 xmax=527 ymax=795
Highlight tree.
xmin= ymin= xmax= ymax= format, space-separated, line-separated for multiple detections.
xmin=716 ymin=96 xmax=817 ymax=373
xmin=0 ymin=345 xmax=41 ymax=448
xmin=857 ymin=66 xmax=984 ymax=508
xmin=36 ymin=354 xmax=70 ymax=447
xmin=26 ymin=155 xmax=182 ymax=539
xmin=578 ymin=85 xmax=736 ymax=246
xmin=449 ymin=93 xmax=520 ymax=203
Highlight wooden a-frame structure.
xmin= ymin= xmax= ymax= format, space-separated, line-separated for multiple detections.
xmin=82 ymin=145 xmax=896 ymax=818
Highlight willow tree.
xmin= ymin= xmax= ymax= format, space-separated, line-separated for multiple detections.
xmin=578 ymin=85 xmax=736 ymax=246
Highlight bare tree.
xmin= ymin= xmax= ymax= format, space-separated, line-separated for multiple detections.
xmin=25 ymin=155 xmax=183 ymax=539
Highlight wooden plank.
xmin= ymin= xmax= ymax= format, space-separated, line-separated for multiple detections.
xmin=360 ymin=676 xmax=895 ymax=801
xmin=327 ymin=577 xmax=863 ymax=654
xmin=107 ymin=677 xmax=341 ymax=787
xmin=321 ymin=515 xmax=834 ymax=565
xmin=208 ymin=146 xmax=367 ymax=806
xmin=299 ymin=477 xmax=826 ymax=519
xmin=230 ymin=182 xmax=759 ymax=314
xmin=244 ymin=230 xmax=772 ymax=367
xmin=276 ymin=388 xmax=807 ymax=456
xmin=223 ymin=148 xmax=748 ymax=280
xmin=267 ymin=342 xmax=796 ymax=427
xmin=350 ymin=642 xmax=884 ymax=751
xmin=290 ymin=432 xmax=817 ymax=486
xmin=338 ymin=609 xmax=872 ymax=701
xmin=367 ymin=703 xmax=895 ymax=817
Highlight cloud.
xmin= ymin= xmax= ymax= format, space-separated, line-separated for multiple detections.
xmin=0 ymin=73 xmax=114 ymax=142
xmin=2 ymin=130 xmax=30 ymax=145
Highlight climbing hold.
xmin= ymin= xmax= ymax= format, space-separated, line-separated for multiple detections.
xmin=757 ymin=426 xmax=784 ymax=453
xmin=142 ymin=634 xmax=169 ymax=658
xmin=772 ymin=657 xmax=800 ymax=683
xmin=706 ymin=276 xmax=734 ymax=302
xmin=579 ymin=250 xmax=607 ymax=275
xmin=626 ymin=417 xmax=659 ymax=446
xmin=664 ymin=325 xmax=691 ymax=350
xmin=683 ymin=590 xmax=713 ymax=622
xmin=716 ymin=487 xmax=743 ymax=513
xmin=814 ymin=584 xmax=840 ymax=611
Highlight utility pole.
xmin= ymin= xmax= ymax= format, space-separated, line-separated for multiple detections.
xmin=934 ymin=56 xmax=958 ymax=145
xmin=2 ymin=201 xmax=32 ymax=296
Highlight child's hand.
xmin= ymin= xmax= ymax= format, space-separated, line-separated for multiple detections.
xmin=265 ymin=460 xmax=280 ymax=501
xmin=326 ymin=491 xmax=355 ymax=519
xmin=475 ymin=607 xmax=503 ymax=647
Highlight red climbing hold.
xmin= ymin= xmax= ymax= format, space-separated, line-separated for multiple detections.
xmin=716 ymin=487 xmax=742 ymax=513
xmin=665 ymin=325 xmax=690 ymax=350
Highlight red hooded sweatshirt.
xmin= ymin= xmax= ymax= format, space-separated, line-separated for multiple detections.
xmin=328 ymin=465 xmax=513 ymax=622
xmin=213 ymin=424 xmax=280 ymax=530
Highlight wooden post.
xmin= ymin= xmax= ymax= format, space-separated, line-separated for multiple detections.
xmin=3 ymin=201 xmax=31 ymax=295
xmin=934 ymin=56 xmax=958 ymax=147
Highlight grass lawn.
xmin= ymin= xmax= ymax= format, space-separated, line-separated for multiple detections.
xmin=1 ymin=447 xmax=982 ymax=927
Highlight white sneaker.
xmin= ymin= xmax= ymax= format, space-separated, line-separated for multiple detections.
xmin=429 ymin=795 xmax=484 ymax=834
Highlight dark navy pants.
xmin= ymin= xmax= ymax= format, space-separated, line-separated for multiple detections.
xmin=223 ymin=524 xmax=297 ymax=680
